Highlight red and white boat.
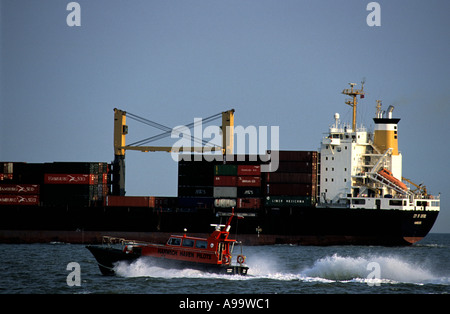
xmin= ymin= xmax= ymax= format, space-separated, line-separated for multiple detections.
xmin=86 ymin=211 xmax=249 ymax=276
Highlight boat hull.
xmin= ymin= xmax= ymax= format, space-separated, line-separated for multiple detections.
xmin=86 ymin=245 xmax=249 ymax=276
xmin=0 ymin=204 xmax=439 ymax=246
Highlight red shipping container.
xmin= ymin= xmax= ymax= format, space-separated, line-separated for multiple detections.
xmin=237 ymin=198 xmax=261 ymax=209
xmin=0 ymin=195 xmax=39 ymax=205
xmin=237 ymin=176 xmax=261 ymax=187
xmin=149 ymin=196 xmax=178 ymax=208
xmin=105 ymin=195 xmax=151 ymax=207
xmin=276 ymin=161 xmax=317 ymax=173
xmin=265 ymin=173 xmax=316 ymax=184
xmin=0 ymin=184 xmax=40 ymax=194
xmin=214 ymin=176 xmax=237 ymax=187
xmin=237 ymin=165 xmax=261 ymax=176
xmin=44 ymin=174 xmax=96 ymax=185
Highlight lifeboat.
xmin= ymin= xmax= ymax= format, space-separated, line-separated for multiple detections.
xmin=377 ymin=168 xmax=408 ymax=191
xmin=86 ymin=211 xmax=249 ymax=276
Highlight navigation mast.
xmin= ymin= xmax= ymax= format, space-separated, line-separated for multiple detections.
xmin=342 ymin=81 xmax=365 ymax=131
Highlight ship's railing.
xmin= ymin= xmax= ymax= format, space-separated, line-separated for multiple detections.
xmin=101 ymin=235 xmax=149 ymax=247
xmin=102 ymin=236 xmax=126 ymax=246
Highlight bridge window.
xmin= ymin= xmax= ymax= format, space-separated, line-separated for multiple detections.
xmin=352 ymin=199 xmax=366 ymax=205
xmin=195 ymin=240 xmax=207 ymax=249
xmin=167 ymin=237 xmax=181 ymax=246
xmin=182 ymin=238 xmax=194 ymax=247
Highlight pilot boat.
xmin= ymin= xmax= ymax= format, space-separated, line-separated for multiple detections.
xmin=86 ymin=211 xmax=249 ymax=276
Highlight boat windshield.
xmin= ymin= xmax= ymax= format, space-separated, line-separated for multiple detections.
xmin=167 ymin=237 xmax=181 ymax=246
xmin=182 ymin=238 xmax=194 ymax=247
xmin=195 ymin=240 xmax=207 ymax=249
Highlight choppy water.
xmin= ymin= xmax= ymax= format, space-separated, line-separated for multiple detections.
xmin=1 ymin=234 xmax=449 ymax=295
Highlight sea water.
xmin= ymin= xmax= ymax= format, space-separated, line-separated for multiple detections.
xmin=1 ymin=234 xmax=449 ymax=295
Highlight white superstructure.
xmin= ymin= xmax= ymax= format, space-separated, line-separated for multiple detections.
xmin=318 ymin=83 xmax=440 ymax=213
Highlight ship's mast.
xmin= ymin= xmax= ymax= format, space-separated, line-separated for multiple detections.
xmin=342 ymin=82 xmax=365 ymax=131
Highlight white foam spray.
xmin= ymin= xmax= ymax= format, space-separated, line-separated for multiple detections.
xmin=113 ymin=253 xmax=449 ymax=285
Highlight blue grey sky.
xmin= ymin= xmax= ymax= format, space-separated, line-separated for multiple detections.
xmin=1 ymin=0 xmax=449 ymax=232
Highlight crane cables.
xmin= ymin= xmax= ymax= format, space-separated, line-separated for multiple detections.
xmin=125 ymin=111 xmax=223 ymax=149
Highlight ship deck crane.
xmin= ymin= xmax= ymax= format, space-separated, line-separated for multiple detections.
xmin=112 ymin=108 xmax=235 ymax=196
xmin=402 ymin=176 xmax=428 ymax=197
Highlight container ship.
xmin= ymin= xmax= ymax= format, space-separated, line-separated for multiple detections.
xmin=0 ymin=83 xmax=440 ymax=245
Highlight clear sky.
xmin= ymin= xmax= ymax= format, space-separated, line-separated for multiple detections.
xmin=1 ymin=0 xmax=449 ymax=232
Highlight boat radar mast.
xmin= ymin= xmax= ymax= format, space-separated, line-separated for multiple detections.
xmin=342 ymin=81 xmax=365 ymax=131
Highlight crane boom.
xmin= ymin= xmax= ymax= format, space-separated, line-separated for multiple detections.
xmin=112 ymin=108 xmax=235 ymax=196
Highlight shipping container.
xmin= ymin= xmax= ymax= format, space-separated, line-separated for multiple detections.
xmin=178 ymin=186 xmax=213 ymax=197
xmin=10 ymin=163 xmax=45 ymax=184
xmin=178 ymin=173 xmax=214 ymax=186
xmin=213 ymin=187 xmax=238 ymax=198
xmin=149 ymin=196 xmax=178 ymax=208
xmin=105 ymin=195 xmax=151 ymax=207
xmin=42 ymin=184 xmax=99 ymax=206
xmin=237 ymin=198 xmax=261 ymax=209
xmin=178 ymin=197 xmax=214 ymax=209
xmin=178 ymin=159 xmax=217 ymax=177
xmin=0 ymin=195 xmax=39 ymax=205
xmin=265 ymin=183 xmax=315 ymax=196
xmin=45 ymin=162 xmax=101 ymax=174
xmin=265 ymin=172 xmax=317 ymax=184
xmin=44 ymin=174 xmax=97 ymax=185
xmin=0 ymin=184 xmax=40 ymax=194
xmin=214 ymin=198 xmax=237 ymax=208
xmin=237 ymin=187 xmax=261 ymax=197
xmin=214 ymin=176 xmax=237 ymax=186
xmin=264 ymin=196 xmax=312 ymax=207
xmin=237 ymin=165 xmax=261 ymax=176
xmin=237 ymin=176 xmax=261 ymax=187
xmin=214 ymin=164 xmax=237 ymax=176
xmin=276 ymin=161 xmax=317 ymax=173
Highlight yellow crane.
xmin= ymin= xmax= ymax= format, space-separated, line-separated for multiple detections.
xmin=112 ymin=108 xmax=235 ymax=195
xmin=402 ymin=176 xmax=428 ymax=197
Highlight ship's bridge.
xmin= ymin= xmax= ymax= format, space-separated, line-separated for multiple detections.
xmin=322 ymin=112 xmax=368 ymax=148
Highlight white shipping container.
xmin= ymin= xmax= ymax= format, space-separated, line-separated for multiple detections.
xmin=214 ymin=198 xmax=237 ymax=208
xmin=213 ymin=187 xmax=237 ymax=198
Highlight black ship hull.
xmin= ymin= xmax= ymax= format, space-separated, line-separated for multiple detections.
xmin=0 ymin=204 xmax=439 ymax=246
xmin=86 ymin=245 xmax=249 ymax=276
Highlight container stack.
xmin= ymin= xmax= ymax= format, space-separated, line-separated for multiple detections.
xmin=213 ymin=164 xmax=238 ymax=208
xmin=264 ymin=151 xmax=318 ymax=207
xmin=0 ymin=162 xmax=43 ymax=206
xmin=42 ymin=162 xmax=110 ymax=207
xmin=0 ymin=161 xmax=111 ymax=207
xmin=176 ymin=151 xmax=318 ymax=211
xmin=236 ymin=165 xmax=261 ymax=209
xmin=177 ymin=158 xmax=215 ymax=209
xmin=177 ymin=155 xmax=267 ymax=211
